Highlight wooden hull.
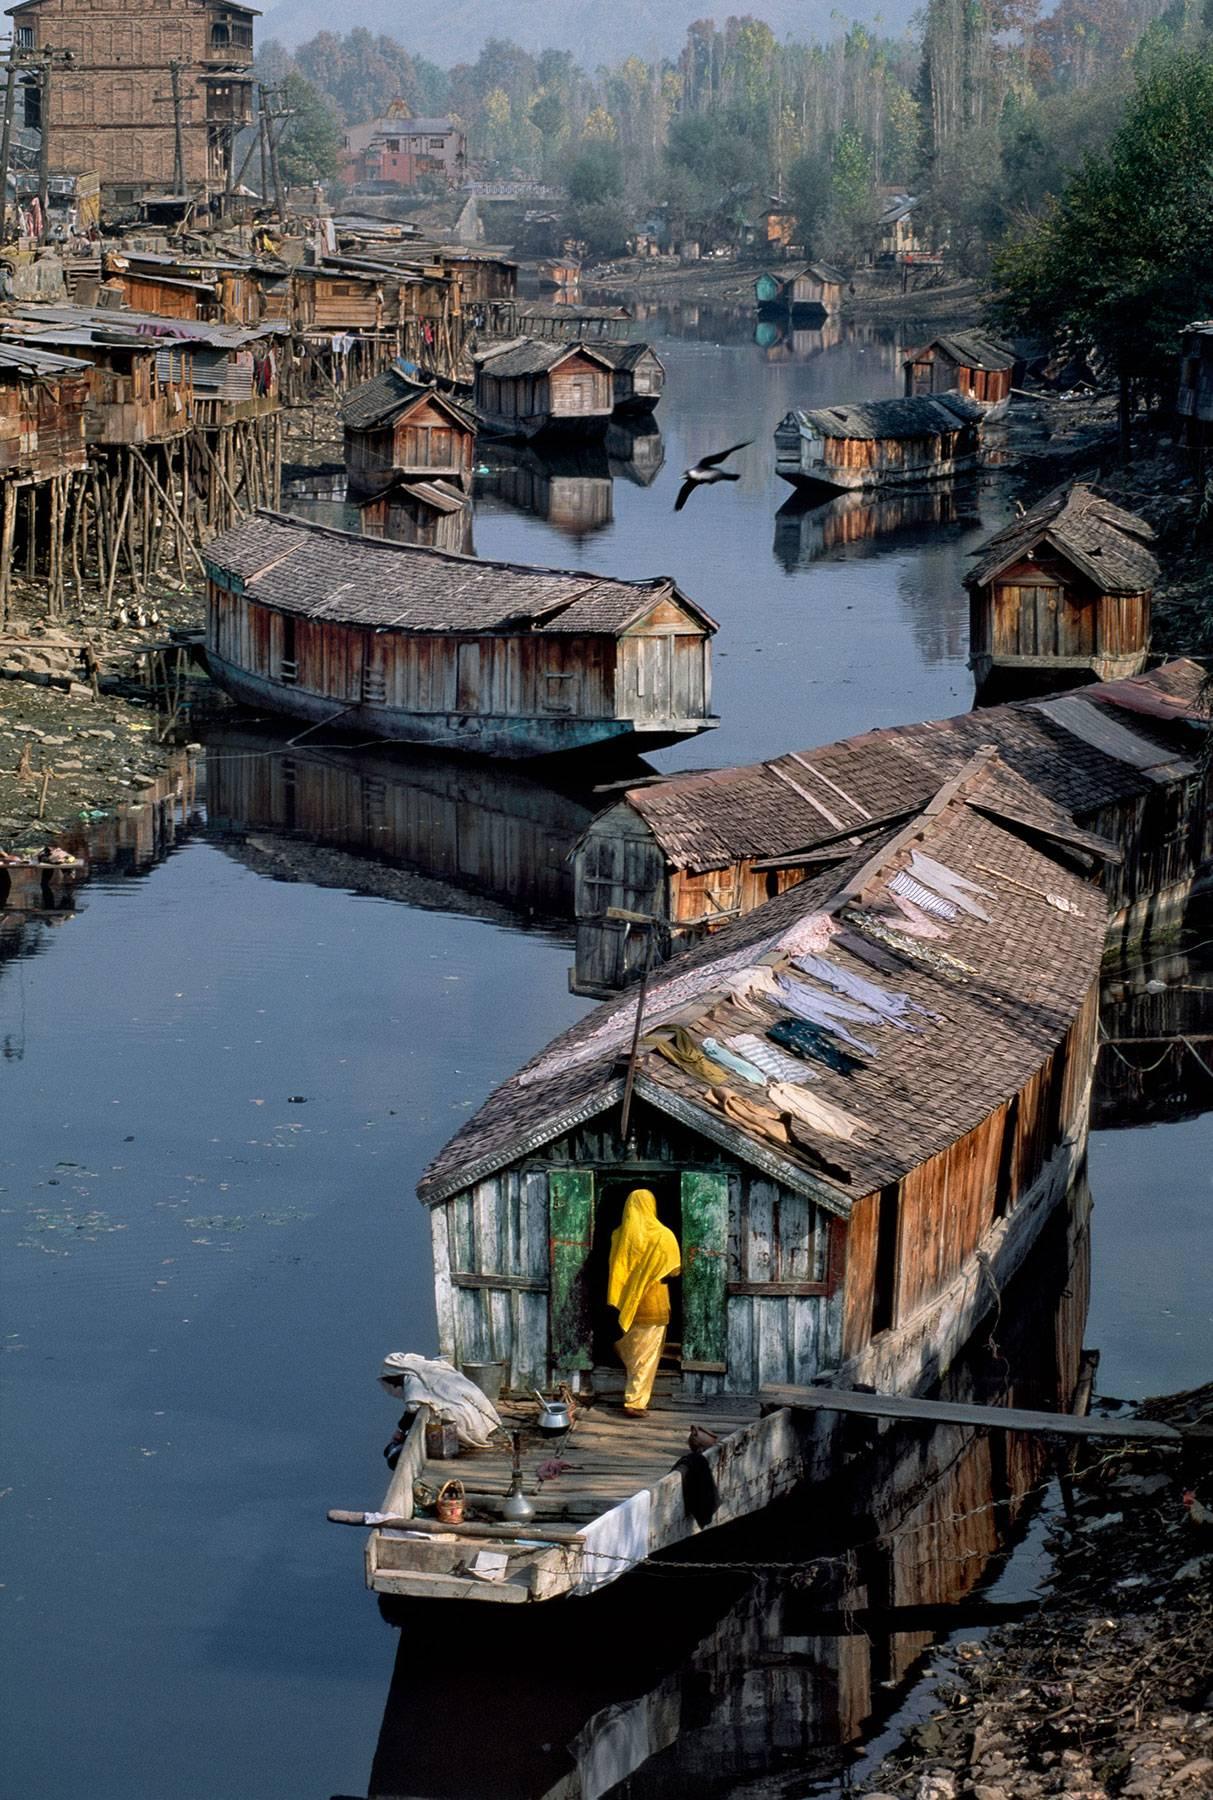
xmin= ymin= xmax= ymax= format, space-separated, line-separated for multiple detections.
xmin=479 ymin=409 xmax=611 ymax=444
xmin=363 ymin=1112 xmax=1090 ymax=1606
xmin=207 ymin=654 xmax=717 ymax=760
xmin=613 ymin=393 xmax=661 ymax=417
xmin=777 ymin=448 xmax=982 ymax=495
xmin=971 ymin=648 xmax=1150 ymax=689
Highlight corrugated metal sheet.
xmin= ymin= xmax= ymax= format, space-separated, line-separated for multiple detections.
xmin=1033 ymin=694 xmax=1196 ymax=777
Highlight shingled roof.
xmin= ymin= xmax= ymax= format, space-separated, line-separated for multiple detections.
xmin=471 ymin=337 xmax=613 ymax=379
xmin=594 ymin=341 xmax=664 ymax=373
xmin=203 ymin=511 xmax=717 ymax=636
xmin=588 ymin=662 xmax=1206 ymax=872
xmin=419 ymin=755 xmax=1107 ymax=1211
xmin=966 ymin=483 xmax=1159 ymax=594
xmin=339 ymin=363 xmax=476 ymax=433
xmin=790 ymin=395 xmax=977 ymax=440
xmin=907 ymin=332 xmax=1017 ymax=373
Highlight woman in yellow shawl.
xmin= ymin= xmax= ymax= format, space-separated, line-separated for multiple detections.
xmin=607 ymin=1188 xmax=681 ymax=1417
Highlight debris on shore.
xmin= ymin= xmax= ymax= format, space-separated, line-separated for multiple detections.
xmin=862 ymin=1385 xmax=1213 ymax=1800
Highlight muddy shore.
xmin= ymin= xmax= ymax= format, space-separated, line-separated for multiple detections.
xmin=861 ymin=1385 xmax=1213 ymax=1800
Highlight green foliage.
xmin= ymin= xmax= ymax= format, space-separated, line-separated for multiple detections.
xmin=567 ymin=140 xmax=623 ymax=206
xmin=993 ymin=49 xmax=1213 ymax=432
xmin=569 ymin=198 xmax=633 ymax=256
xmin=276 ymin=73 xmax=342 ymax=187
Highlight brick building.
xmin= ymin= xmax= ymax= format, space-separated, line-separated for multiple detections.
xmin=4 ymin=0 xmax=256 ymax=204
xmin=342 ymin=108 xmax=466 ymax=191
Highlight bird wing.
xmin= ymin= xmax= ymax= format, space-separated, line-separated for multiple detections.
xmin=698 ymin=439 xmax=752 ymax=469
xmin=673 ymin=477 xmax=697 ymax=512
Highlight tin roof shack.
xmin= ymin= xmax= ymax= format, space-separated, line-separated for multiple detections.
xmin=368 ymin=769 xmax=1105 ymax=1602
xmin=775 ymin=396 xmax=981 ymax=496
xmin=571 ymin=661 xmax=1209 ymax=991
xmin=1176 ymin=320 xmax=1213 ymax=449
xmin=473 ymin=338 xmax=615 ymax=443
xmin=967 ymin=484 xmax=1157 ymax=694
xmin=204 ymin=510 xmax=719 ymax=758
xmin=339 ymin=362 xmax=476 ymax=498
xmin=290 ymin=256 xmax=464 ymax=392
xmin=755 ymin=263 xmax=846 ymax=316
xmin=537 ymin=256 xmax=581 ymax=291
xmin=109 ymin=251 xmax=277 ymax=327
xmin=357 ymin=479 xmax=473 ymax=556
xmin=595 ymin=341 xmax=666 ymax=417
xmin=0 ymin=342 xmax=90 ymax=620
xmin=875 ymin=194 xmax=923 ymax=263
xmin=0 ymin=315 xmax=194 ymax=446
xmin=904 ymin=333 xmax=1016 ymax=421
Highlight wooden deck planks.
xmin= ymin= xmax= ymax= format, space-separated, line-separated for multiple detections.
xmin=760 ymin=1383 xmax=1191 ymax=1442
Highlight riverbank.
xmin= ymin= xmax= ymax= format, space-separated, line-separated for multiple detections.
xmin=862 ymin=1384 xmax=1213 ymax=1800
xmin=585 ymin=253 xmax=984 ymax=322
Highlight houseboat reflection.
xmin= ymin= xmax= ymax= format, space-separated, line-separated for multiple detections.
xmin=773 ymin=482 xmax=981 ymax=570
xmin=478 ymin=443 xmax=614 ymax=539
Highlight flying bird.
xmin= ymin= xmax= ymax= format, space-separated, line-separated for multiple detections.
xmin=674 ymin=440 xmax=751 ymax=511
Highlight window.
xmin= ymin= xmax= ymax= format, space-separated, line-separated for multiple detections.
xmin=543 ymin=672 xmax=577 ymax=712
xmin=429 ymin=137 xmax=445 ymax=150
xmin=386 ymin=139 xmax=400 ymax=153
xmin=22 ymin=77 xmax=41 ymax=131
xmin=15 ymin=25 xmax=33 ymax=48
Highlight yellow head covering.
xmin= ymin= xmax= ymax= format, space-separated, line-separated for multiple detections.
xmin=607 ymin=1188 xmax=681 ymax=1333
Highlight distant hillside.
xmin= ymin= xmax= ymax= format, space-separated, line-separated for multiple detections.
xmin=257 ymin=0 xmax=920 ymax=63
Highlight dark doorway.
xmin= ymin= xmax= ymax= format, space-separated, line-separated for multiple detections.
xmin=586 ymin=1174 xmax=683 ymax=1367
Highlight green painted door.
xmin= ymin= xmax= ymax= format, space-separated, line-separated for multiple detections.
xmin=681 ymin=1171 xmax=729 ymax=1372
xmin=548 ymin=1169 xmax=595 ymax=1371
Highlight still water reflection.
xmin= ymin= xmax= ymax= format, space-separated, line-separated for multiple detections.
xmin=1 ymin=306 xmax=1208 ymax=1800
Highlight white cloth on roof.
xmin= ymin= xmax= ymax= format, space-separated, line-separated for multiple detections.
xmin=793 ymin=953 xmax=934 ymax=1030
xmin=909 ymin=850 xmax=994 ymax=922
xmin=378 ymin=1352 xmax=503 ymax=1447
xmin=776 ymin=910 xmax=840 ymax=956
xmin=889 ymin=869 xmax=957 ymax=921
xmin=768 ymin=1080 xmax=866 ymax=1142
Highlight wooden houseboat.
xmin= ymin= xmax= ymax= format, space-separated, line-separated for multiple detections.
xmin=775 ymin=396 xmax=982 ymax=496
xmin=357 ymin=754 xmax=1106 ymax=1604
xmin=903 ymin=332 xmax=1016 ymax=421
xmin=203 ymin=510 xmax=719 ymax=759
xmin=357 ymin=479 xmax=473 ymax=556
xmin=473 ymin=339 xmax=615 ymax=442
xmin=755 ymin=262 xmax=846 ymax=317
xmin=536 ymin=256 xmax=581 ymax=291
xmin=595 ymin=342 xmax=666 ymax=416
xmin=570 ymin=660 xmax=1210 ymax=991
xmin=967 ymin=483 xmax=1157 ymax=691
xmin=340 ymin=362 xmax=476 ymax=498
xmin=482 ymin=300 xmax=632 ymax=345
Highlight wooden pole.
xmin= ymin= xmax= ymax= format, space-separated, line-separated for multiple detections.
xmin=169 ymin=59 xmax=186 ymax=199
xmin=618 ymin=912 xmax=660 ymax=1143
xmin=129 ymin=446 xmax=206 ymax=573
xmin=104 ymin=460 xmax=134 ymax=613
xmin=0 ymin=50 xmax=18 ymax=244
xmin=326 ymin=1509 xmax=585 ymax=1546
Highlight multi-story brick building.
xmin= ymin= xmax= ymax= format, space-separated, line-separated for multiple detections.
xmin=4 ymin=0 xmax=255 ymax=205
xmin=342 ymin=109 xmax=466 ymax=192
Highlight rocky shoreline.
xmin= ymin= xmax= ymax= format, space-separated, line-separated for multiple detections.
xmin=861 ymin=1385 xmax=1213 ymax=1800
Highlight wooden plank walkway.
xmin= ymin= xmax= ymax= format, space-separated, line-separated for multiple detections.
xmin=759 ymin=1384 xmax=1193 ymax=1443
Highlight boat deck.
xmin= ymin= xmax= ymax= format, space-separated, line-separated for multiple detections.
xmin=362 ymin=1390 xmax=793 ymax=1605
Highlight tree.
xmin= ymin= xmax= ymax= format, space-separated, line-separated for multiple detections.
xmin=993 ymin=49 xmax=1213 ymax=455
xmin=276 ymin=73 xmax=342 ymax=187
xmin=567 ymin=139 xmax=623 ymax=205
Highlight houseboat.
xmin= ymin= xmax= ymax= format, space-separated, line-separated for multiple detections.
xmin=473 ymin=339 xmax=615 ymax=442
xmin=595 ymin=342 xmax=666 ymax=416
xmin=755 ymin=262 xmax=846 ymax=317
xmin=570 ymin=660 xmax=1210 ymax=991
xmin=340 ymin=361 xmax=477 ymax=498
xmin=357 ymin=479 xmax=474 ymax=556
xmin=356 ymin=752 xmax=1107 ymax=1604
xmin=775 ymin=396 xmax=982 ymax=496
xmin=203 ymin=510 xmax=719 ymax=759
xmin=967 ymin=483 xmax=1156 ymax=691
xmin=903 ymin=332 xmax=1016 ymax=421
xmin=536 ymin=256 xmax=582 ymax=291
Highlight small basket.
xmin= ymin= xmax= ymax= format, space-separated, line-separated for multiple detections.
xmin=435 ymin=1478 xmax=465 ymax=1525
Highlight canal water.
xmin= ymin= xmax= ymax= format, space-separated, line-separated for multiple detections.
xmin=1 ymin=310 xmax=1208 ymax=1800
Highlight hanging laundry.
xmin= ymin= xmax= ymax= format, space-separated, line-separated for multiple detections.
xmin=727 ymin=965 xmax=784 ymax=1013
xmin=776 ymin=911 xmax=840 ymax=957
xmin=792 ymin=953 xmax=928 ymax=1031
xmin=705 ymin=1086 xmax=791 ymax=1146
xmin=725 ymin=1033 xmax=817 ymax=1085
xmin=909 ymin=851 xmax=994 ymax=922
xmin=833 ymin=928 xmax=909 ymax=976
xmin=643 ymin=1026 xmax=731 ymax=1085
xmin=785 ymin=1123 xmax=853 ymax=1184
xmin=841 ymin=908 xmax=975 ymax=983
xmin=701 ymin=1037 xmax=767 ymax=1086
xmin=889 ymin=869 xmax=957 ymax=921
xmin=772 ymin=976 xmax=878 ymax=1055
xmin=768 ymin=1018 xmax=867 ymax=1076
xmin=887 ymin=891 xmax=948 ymax=939
xmin=768 ymin=1081 xmax=866 ymax=1142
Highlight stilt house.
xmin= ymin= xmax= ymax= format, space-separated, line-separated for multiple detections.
xmin=340 ymin=363 xmax=476 ymax=497
xmin=570 ymin=661 xmax=1210 ymax=991
xmin=775 ymin=396 xmax=981 ymax=494
xmin=903 ymin=333 xmax=1016 ymax=420
xmin=473 ymin=339 xmax=615 ymax=441
xmin=204 ymin=510 xmax=719 ymax=758
xmin=966 ymin=484 xmax=1156 ymax=688
xmin=417 ymin=755 xmax=1105 ymax=1402
xmin=0 ymin=342 xmax=90 ymax=477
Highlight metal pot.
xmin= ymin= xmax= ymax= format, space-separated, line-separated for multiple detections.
xmin=532 ymin=1389 xmax=572 ymax=1436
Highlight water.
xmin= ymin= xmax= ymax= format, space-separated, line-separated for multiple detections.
xmin=1 ymin=310 xmax=1208 ymax=1800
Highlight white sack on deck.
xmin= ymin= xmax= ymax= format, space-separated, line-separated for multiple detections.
xmin=379 ymin=1352 xmax=503 ymax=1448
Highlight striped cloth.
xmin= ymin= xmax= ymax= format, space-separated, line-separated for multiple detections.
xmin=725 ymin=1032 xmax=818 ymax=1085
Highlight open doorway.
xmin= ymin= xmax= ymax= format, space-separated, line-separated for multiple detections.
xmin=585 ymin=1174 xmax=684 ymax=1371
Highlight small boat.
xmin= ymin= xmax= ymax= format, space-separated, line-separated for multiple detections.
xmin=903 ymin=332 xmax=1017 ymax=422
xmin=775 ymin=395 xmax=982 ymax=496
xmin=472 ymin=338 xmax=615 ymax=443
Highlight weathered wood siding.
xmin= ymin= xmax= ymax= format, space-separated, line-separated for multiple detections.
xmin=345 ymin=396 xmax=474 ymax=494
xmin=614 ymin=597 xmax=711 ymax=724
xmin=972 ymin=554 xmax=1149 ymax=672
xmin=0 ymin=372 xmax=90 ymax=476
xmin=428 ymin=1106 xmax=843 ymax=1396
xmin=907 ymin=352 xmax=1012 ymax=407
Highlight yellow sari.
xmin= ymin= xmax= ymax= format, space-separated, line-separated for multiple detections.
xmin=607 ymin=1189 xmax=680 ymax=1414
